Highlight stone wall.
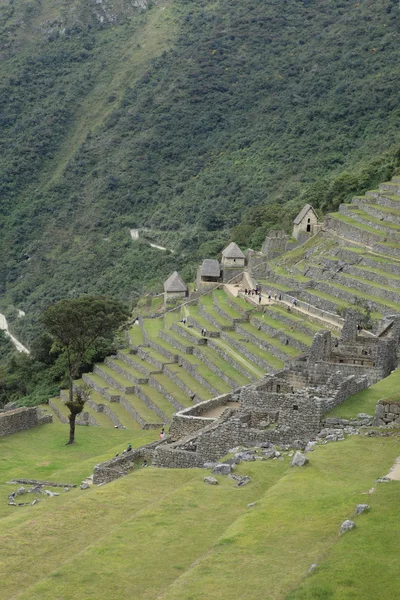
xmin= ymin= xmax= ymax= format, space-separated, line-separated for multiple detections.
xmin=0 ymin=407 xmax=52 ymax=437
xmin=374 ymin=400 xmax=400 ymax=426
xmin=93 ymin=440 xmax=163 ymax=485
xmin=207 ymin=337 xmax=257 ymax=380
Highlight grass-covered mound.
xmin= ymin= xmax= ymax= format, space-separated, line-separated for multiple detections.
xmin=1 ymin=422 xmax=400 ymax=599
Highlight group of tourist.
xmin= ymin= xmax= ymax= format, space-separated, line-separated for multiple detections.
xmin=200 ymin=328 xmax=207 ymax=337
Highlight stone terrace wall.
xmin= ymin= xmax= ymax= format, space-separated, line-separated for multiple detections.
xmin=168 ymin=394 xmax=233 ymax=440
xmin=0 ymin=407 xmax=52 ymax=437
xmin=93 ymin=440 xmax=163 ymax=484
xmin=374 ymin=400 xmax=400 ymax=426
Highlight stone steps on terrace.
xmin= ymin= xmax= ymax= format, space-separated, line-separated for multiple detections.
xmin=339 ymin=205 xmax=400 ymax=240
xmin=220 ymin=330 xmax=284 ymax=372
xmin=235 ymin=322 xmax=302 ymax=361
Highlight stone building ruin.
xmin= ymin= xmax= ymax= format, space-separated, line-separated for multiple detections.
xmin=292 ymin=204 xmax=319 ymax=240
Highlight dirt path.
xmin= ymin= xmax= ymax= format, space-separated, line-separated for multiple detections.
xmin=385 ymin=456 xmax=400 ymax=480
xmin=0 ymin=313 xmax=30 ymax=354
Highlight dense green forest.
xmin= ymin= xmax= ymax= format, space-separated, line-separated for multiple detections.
xmin=1 ymin=0 xmax=400 ymax=348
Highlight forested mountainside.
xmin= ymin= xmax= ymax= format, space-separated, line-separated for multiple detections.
xmin=1 ymin=0 xmax=400 ymax=343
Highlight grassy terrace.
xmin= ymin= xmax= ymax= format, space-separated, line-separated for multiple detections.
xmin=137 ymin=384 xmax=178 ymax=418
xmin=224 ymin=330 xmax=285 ymax=370
xmin=266 ymin=305 xmax=327 ymax=334
xmin=199 ymin=298 xmax=233 ymax=328
xmin=305 ymin=288 xmax=382 ymax=319
xmin=213 ymin=290 xmax=246 ymax=319
xmin=251 ymin=314 xmax=314 ymax=346
xmin=347 ymin=207 xmax=400 ymax=232
xmin=258 ymin=279 xmax=292 ymax=292
xmin=118 ymin=349 xmax=158 ymax=374
xmin=330 ymin=212 xmax=387 ymax=236
xmin=341 ymin=272 xmax=400 ymax=295
xmin=323 ymin=280 xmax=400 ymax=312
xmin=127 ymin=325 xmax=143 ymax=347
xmin=367 ymin=203 xmax=400 ymax=217
xmin=212 ymin=338 xmax=264 ymax=379
xmin=108 ymin=358 xmax=148 ymax=381
xmin=195 ymin=346 xmax=251 ymax=387
xmin=152 ymin=371 xmax=206 ymax=405
xmin=164 ymin=364 xmax=213 ymax=400
xmin=4 ymin=426 xmax=399 ymax=599
xmin=239 ymin=323 xmax=301 ymax=357
xmin=342 ymin=246 xmax=400 ymax=265
xmin=186 ymin=305 xmax=219 ymax=332
xmin=326 ymin=367 xmax=400 ymax=419
xmin=268 ymin=263 xmax=311 ymax=283
xmin=351 ymin=265 xmax=400 ymax=282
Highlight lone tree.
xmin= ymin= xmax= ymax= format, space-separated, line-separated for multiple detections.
xmin=41 ymin=296 xmax=129 ymax=444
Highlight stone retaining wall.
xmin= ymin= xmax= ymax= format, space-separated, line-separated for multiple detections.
xmin=234 ymin=324 xmax=290 ymax=363
xmin=146 ymin=376 xmax=184 ymax=411
xmin=171 ymin=323 xmax=206 ymax=345
xmin=159 ymin=330 xmax=193 ymax=354
xmin=372 ymin=242 xmax=400 ymax=260
xmin=117 ymin=350 xmax=162 ymax=375
xmin=207 ymin=338 xmax=257 ymax=380
xmin=192 ymin=347 xmax=238 ymax=389
xmin=332 ymin=272 xmax=400 ymax=304
xmin=93 ymin=365 xmax=136 ymax=394
xmin=82 ymin=373 xmax=121 ymax=402
xmin=313 ymin=280 xmax=392 ymax=316
xmin=0 ymin=407 xmax=52 ymax=437
xmin=148 ymin=340 xmax=178 ymax=363
xmin=249 ymin=316 xmax=309 ymax=352
xmin=220 ymin=331 xmax=272 ymax=371
xmin=344 ymin=265 xmax=400 ymax=290
xmin=187 ymin=316 xmax=220 ymax=338
xmin=374 ymin=400 xmax=400 ymax=426
xmin=359 ymin=256 xmax=400 ymax=277
xmin=325 ymin=214 xmax=384 ymax=246
xmin=339 ymin=204 xmax=400 ymax=242
xmin=93 ymin=440 xmax=163 ymax=485
xmin=354 ymin=199 xmax=400 ymax=225
xmin=104 ymin=357 xmax=149 ymax=385
xmin=197 ymin=304 xmax=234 ymax=331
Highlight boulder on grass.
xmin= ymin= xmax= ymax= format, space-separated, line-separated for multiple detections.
xmin=212 ymin=463 xmax=232 ymax=475
xmin=355 ymin=504 xmax=370 ymax=515
xmin=340 ymin=519 xmax=355 ymax=535
xmin=290 ymin=451 xmax=309 ymax=467
xmin=204 ymin=476 xmax=218 ymax=485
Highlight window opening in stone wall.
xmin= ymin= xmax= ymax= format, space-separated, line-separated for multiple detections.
xmin=307 ymin=217 xmax=311 ymax=232
xmin=293 ymin=405 xmax=299 ymax=411
xmin=276 ymin=384 xmax=281 ymax=393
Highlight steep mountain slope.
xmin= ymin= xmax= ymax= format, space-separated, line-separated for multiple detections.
xmin=1 ymin=0 xmax=400 ymax=344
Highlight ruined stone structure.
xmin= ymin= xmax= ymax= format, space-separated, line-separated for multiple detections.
xmin=261 ymin=230 xmax=289 ymax=259
xmin=374 ymin=400 xmax=400 ymax=426
xmin=163 ymin=271 xmax=188 ymax=304
xmin=0 ymin=407 xmax=52 ymax=437
xmin=292 ymin=204 xmax=319 ymax=240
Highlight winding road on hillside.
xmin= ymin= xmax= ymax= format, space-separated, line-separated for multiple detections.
xmin=0 ymin=313 xmax=29 ymax=354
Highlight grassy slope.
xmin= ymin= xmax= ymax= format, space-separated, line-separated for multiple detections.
xmin=1 ymin=425 xmax=399 ymax=599
xmin=327 ymin=367 xmax=400 ymax=419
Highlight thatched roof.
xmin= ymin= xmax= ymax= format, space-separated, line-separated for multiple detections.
xmin=164 ymin=271 xmax=187 ymax=293
xmin=200 ymin=259 xmax=221 ymax=278
xmin=222 ymin=242 xmax=245 ymax=259
xmin=293 ymin=204 xmax=318 ymax=225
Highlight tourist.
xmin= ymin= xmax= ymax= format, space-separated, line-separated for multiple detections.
xmin=160 ymin=428 xmax=165 ymax=440
xmin=244 ymin=288 xmax=248 ymax=295
xmin=258 ymin=294 xmax=262 ymax=304
xmin=142 ymin=460 xmax=148 ymax=467
xmin=126 ymin=444 xmax=132 ymax=452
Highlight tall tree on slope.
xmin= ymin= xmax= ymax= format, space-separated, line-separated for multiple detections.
xmin=41 ymin=296 xmax=128 ymax=444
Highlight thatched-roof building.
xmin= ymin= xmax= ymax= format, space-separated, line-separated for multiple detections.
xmin=163 ymin=271 xmax=188 ymax=303
xmin=200 ymin=259 xmax=221 ymax=282
xmin=221 ymin=242 xmax=245 ymax=267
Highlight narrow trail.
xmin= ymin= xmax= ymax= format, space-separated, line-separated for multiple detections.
xmin=0 ymin=313 xmax=30 ymax=354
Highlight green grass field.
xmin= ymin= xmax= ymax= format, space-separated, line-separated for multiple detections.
xmin=1 ymin=424 xmax=400 ymax=599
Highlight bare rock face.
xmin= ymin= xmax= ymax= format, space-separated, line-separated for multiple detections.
xmin=290 ymin=451 xmax=309 ymax=467
xmin=340 ymin=519 xmax=356 ymax=535
xmin=204 ymin=476 xmax=218 ymax=485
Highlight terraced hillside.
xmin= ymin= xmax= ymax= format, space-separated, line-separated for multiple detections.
xmin=50 ymin=289 xmax=331 ymax=430
xmin=268 ymin=176 xmax=400 ymax=324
